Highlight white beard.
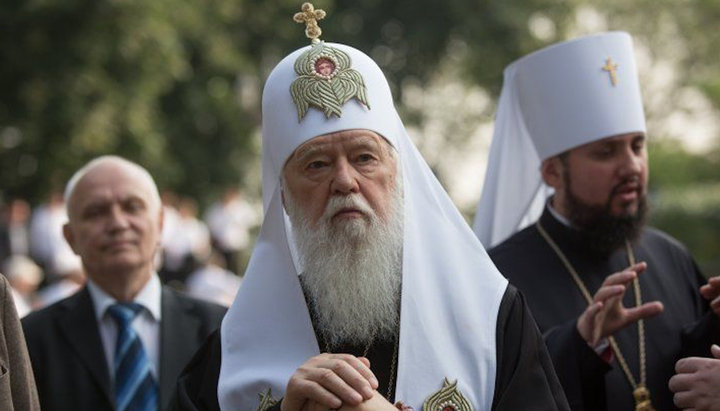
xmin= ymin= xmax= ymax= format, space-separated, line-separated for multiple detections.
xmin=285 ymin=182 xmax=403 ymax=350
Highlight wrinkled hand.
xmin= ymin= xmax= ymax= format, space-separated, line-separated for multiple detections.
xmin=700 ymin=276 xmax=720 ymax=317
xmin=339 ymin=391 xmax=396 ymax=411
xmin=301 ymin=392 xmax=395 ymax=411
xmin=669 ymin=345 xmax=720 ymax=410
xmin=576 ymin=262 xmax=664 ymax=346
xmin=282 ymin=354 xmax=378 ymax=411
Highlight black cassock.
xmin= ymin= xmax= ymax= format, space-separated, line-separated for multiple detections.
xmin=490 ymin=207 xmax=720 ymax=411
xmin=170 ymin=284 xmax=570 ymax=410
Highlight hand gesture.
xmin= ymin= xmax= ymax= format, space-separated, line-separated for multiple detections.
xmin=282 ymin=354 xmax=378 ymax=411
xmin=700 ymin=276 xmax=720 ymax=317
xmin=576 ymin=262 xmax=664 ymax=346
xmin=669 ymin=344 xmax=720 ymax=410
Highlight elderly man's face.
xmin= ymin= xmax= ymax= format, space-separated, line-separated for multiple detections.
xmin=282 ymin=129 xmax=398 ymax=228
xmin=64 ymin=162 xmax=162 ymax=281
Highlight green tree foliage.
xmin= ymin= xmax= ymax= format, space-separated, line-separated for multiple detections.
xmin=2 ymin=1 xmax=720 ymax=276
xmin=0 ymin=0 xmax=580 ymax=204
xmin=0 ymin=0 xmax=293 ymax=203
xmin=648 ymin=140 xmax=720 ymax=274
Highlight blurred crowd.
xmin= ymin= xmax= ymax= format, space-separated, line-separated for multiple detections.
xmin=0 ymin=187 xmax=259 ymax=317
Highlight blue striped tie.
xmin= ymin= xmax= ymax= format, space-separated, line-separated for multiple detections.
xmin=107 ymin=303 xmax=158 ymax=411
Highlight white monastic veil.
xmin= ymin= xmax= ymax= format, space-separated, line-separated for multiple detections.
xmin=471 ymin=63 xmax=552 ymax=248
xmin=218 ymin=43 xmax=508 ymax=410
xmin=472 ymin=32 xmax=647 ymax=248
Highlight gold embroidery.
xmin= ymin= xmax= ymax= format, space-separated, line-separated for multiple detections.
xmin=293 ymin=3 xmax=326 ymax=44
xmin=289 ymin=8 xmax=370 ymax=121
xmin=256 ymin=387 xmax=278 ymax=411
xmin=422 ymin=378 xmax=473 ymax=411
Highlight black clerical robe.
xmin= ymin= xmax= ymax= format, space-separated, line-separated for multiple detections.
xmin=170 ymin=284 xmax=570 ymax=410
xmin=489 ymin=208 xmax=720 ymax=411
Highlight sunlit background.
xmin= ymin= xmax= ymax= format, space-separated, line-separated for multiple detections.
xmin=2 ymin=0 xmax=719 ymax=276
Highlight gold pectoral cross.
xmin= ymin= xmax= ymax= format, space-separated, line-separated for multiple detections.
xmin=602 ymin=57 xmax=619 ymax=87
xmin=633 ymin=386 xmax=655 ymax=411
xmin=293 ymin=2 xmax=326 ymax=43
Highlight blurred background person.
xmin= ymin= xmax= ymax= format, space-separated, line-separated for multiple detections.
xmin=28 ymin=191 xmax=81 ymax=284
xmin=161 ymin=197 xmax=211 ymax=287
xmin=184 ymin=251 xmax=241 ymax=307
xmin=204 ymin=187 xmax=256 ymax=275
xmin=32 ymin=252 xmax=84 ymax=310
xmin=1 ymin=255 xmax=43 ymax=318
xmin=0 ymin=198 xmax=32 ymax=263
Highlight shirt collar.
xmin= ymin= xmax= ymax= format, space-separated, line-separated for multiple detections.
xmin=87 ymin=273 xmax=162 ymax=322
xmin=546 ymin=197 xmax=575 ymax=228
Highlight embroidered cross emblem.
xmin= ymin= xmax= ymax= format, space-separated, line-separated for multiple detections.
xmin=602 ymin=57 xmax=619 ymax=87
xmin=293 ymin=2 xmax=326 ymax=43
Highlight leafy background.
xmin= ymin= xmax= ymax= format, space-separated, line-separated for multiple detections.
xmin=1 ymin=0 xmax=718 ymax=273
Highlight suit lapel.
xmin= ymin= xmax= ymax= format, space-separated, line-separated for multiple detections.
xmin=57 ymin=287 xmax=113 ymax=407
xmin=159 ymin=287 xmax=202 ymax=410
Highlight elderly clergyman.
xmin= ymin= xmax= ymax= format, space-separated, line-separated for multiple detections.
xmin=473 ymin=32 xmax=720 ymax=411
xmin=173 ymin=3 xmax=569 ymax=411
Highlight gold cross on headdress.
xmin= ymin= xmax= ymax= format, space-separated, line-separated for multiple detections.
xmin=602 ymin=57 xmax=619 ymax=87
xmin=294 ymin=3 xmax=326 ymax=44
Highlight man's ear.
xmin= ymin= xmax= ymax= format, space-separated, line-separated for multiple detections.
xmin=63 ymin=223 xmax=79 ymax=255
xmin=541 ymin=156 xmax=564 ymax=190
xmin=157 ymin=207 xmax=164 ymax=243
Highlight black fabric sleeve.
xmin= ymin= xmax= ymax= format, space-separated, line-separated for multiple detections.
xmin=169 ymin=330 xmax=223 ymax=411
xmin=492 ymin=284 xmax=571 ymax=411
xmin=543 ymin=320 xmax=611 ymax=411
xmin=679 ymin=311 xmax=720 ymax=359
xmin=678 ymin=259 xmax=720 ymax=359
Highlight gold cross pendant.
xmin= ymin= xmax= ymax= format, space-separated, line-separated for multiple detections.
xmin=633 ymin=386 xmax=655 ymax=411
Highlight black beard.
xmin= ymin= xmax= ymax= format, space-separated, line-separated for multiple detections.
xmin=563 ymin=174 xmax=648 ymax=258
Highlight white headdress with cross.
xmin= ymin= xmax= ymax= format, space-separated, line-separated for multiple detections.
xmin=218 ymin=4 xmax=508 ymax=410
xmin=472 ymin=32 xmax=647 ymax=248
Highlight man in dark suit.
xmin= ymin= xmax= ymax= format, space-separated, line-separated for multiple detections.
xmin=22 ymin=156 xmax=226 ymax=411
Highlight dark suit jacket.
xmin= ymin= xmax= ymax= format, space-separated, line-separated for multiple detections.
xmin=22 ymin=285 xmax=226 ymax=411
xmin=0 ymin=274 xmax=40 ymax=411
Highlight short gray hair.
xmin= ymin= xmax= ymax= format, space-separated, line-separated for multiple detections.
xmin=64 ymin=155 xmax=161 ymax=213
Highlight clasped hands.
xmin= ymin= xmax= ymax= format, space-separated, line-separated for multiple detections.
xmin=669 ymin=344 xmax=720 ymax=410
xmin=281 ymin=353 xmax=397 ymax=411
xmin=666 ymin=275 xmax=720 ymax=411
xmin=576 ymin=262 xmax=664 ymax=346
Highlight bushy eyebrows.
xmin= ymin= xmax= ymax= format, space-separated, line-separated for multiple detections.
xmin=292 ymin=137 xmax=383 ymax=163
xmin=292 ymin=145 xmax=325 ymax=164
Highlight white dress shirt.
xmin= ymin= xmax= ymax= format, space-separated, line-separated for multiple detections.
xmin=87 ymin=274 xmax=162 ymax=381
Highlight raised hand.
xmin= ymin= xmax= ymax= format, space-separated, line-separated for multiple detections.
xmin=282 ymin=354 xmax=378 ymax=411
xmin=669 ymin=344 xmax=720 ymax=410
xmin=576 ymin=262 xmax=664 ymax=346
xmin=700 ymin=276 xmax=720 ymax=317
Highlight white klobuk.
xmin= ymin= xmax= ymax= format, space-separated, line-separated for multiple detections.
xmin=472 ymin=32 xmax=647 ymax=248
xmin=218 ymin=43 xmax=508 ymax=410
